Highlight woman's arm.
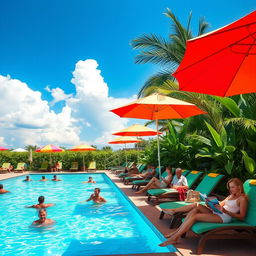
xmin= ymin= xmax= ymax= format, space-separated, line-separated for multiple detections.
xmin=162 ymin=175 xmax=173 ymax=185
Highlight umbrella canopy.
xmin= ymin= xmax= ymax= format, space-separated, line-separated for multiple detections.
xmin=69 ymin=144 xmax=96 ymax=151
xmin=69 ymin=144 xmax=96 ymax=171
xmin=110 ymin=93 xmax=205 ymax=120
xmin=108 ymin=136 xmax=141 ymax=165
xmin=11 ymin=148 xmax=28 ymax=152
xmin=173 ymin=11 xmax=256 ymax=97
xmin=112 ymin=124 xmax=162 ymax=136
xmin=110 ymin=92 xmax=205 ymax=175
xmin=0 ymin=146 xmax=8 ymax=151
xmin=108 ymin=136 xmax=142 ymax=144
xmin=36 ymin=144 xmax=64 ymax=153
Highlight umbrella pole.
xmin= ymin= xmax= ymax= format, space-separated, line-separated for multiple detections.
xmin=83 ymin=154 xmax=85 ymax=172
xmin=125 ymin=143 xmax=127 ymax=166
xmin=156 ymin=117 xmax=161 ymax=177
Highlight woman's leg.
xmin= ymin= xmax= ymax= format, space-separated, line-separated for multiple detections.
xmin=163 ymin=204 xmax=213 ymax=238
xmin=160 ymin=212 xmax=222 ymax=246
xmin=135 ymin=177 xmax=159 ymax=194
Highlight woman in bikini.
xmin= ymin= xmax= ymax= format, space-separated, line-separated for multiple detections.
xmin=159 ymin=178 xmax=248 ymax=246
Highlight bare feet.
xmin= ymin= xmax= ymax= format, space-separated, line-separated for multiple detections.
xmin=164 ymin=230 xmax=177 ymax=238
xmin=159 ymin=238 xmax=178 ymax=247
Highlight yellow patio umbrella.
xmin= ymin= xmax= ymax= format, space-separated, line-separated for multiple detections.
xmin=108 ymin=136 xmax=142 ymax=165
xmin=69 ymin=144 xmax=96 ymax=171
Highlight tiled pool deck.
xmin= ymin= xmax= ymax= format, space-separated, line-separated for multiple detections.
xmin=1 ymin=171 xmax=256 ymax=256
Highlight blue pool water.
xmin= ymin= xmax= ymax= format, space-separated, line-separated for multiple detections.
xmin=0 ymin=174 xmax=175 ymax=255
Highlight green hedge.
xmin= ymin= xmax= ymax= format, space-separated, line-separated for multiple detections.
xmin=0 ymin=150 xmax=140 ymax=170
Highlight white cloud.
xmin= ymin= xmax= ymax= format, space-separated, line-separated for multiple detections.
xmin=0 ymin=59 xmax=137 ymax=148
xmin=67 ymin=59 xmax=137 ymax=147
xmin=0 ymin=75 xmax=80 ymax=147
xmin=45 ymin=86 xmax=73 ymax=105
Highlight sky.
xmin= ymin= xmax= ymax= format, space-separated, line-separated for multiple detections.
xmin=0 ymin=0 xmax=255 ymax=149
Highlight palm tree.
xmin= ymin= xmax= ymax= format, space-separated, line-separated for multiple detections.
xmin=131 ymin=9 xmax=224 ymax=133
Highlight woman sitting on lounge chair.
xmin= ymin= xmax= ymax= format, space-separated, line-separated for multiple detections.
xmin=159 ymin=178 xmax=248 ymax=246
xmin=135 ymin=166 xmax=173 ymax=194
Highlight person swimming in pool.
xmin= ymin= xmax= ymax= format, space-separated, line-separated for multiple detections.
xmin=84 ymin=188 xmax=107 ymax=203
xmin=0 ymin=184 xmax=10 ymax=194
xmin=32 ymin=209 xmax=55 ymax=227
xmin=26 ymin=196 xmax=55 ymax=209
xmin=23 ymin=176 xmax=32 ymax=182
xmin=82 ymin=176 xmax=96 ymax=184
xmin=52 ymin=175 xmax=61 ymax=181
xmin=40 ymin=176 xmax=48 ymax=181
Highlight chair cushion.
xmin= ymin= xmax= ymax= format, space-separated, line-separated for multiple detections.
xmin=191 ymin=220 xmax=251 ymax=234
xmin=148 ymin=188 xmax=177 ymax=196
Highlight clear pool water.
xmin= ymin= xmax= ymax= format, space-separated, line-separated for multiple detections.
xmin=0 ymin=174 xmax=176 ymax=256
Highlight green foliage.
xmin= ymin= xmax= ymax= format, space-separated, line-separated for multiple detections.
xmin=0 ymin=150 xmax=139 ymax=170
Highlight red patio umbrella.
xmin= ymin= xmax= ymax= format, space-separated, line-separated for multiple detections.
xmin=0 ymin=146 xmax=8 ymax=151
xmin=173 ymin=11 xmax=256 ymax=97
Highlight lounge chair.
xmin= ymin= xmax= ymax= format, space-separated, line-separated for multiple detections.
xmin=115 ymin=162 xmax=133 ymax=175
xmin=118 ymin=163 xmax=143 ymax=179
xmin=131 ymin=166 xmax=167 ymax=190
xmin=39 ymin=161 xmax=49 ymax=171
xmin=123 ymin=164 xmax=147 ymax=184
xmin=109 ymin=162 xmax=126 ymax=172
xmin=87 ymin=161 xmax=96 ymax=172
xmin=14 ymin=162 xmax=27 ymax=173
xmin=147 ymin=170 xmax=203 ymax=202
xmin=189 ymin=179 xmax=256 ymax=254
xmin=70 ymin=162 xmax=79 ymax=171
xmin=0 ymin=163 xmax=11 ymax=173
xmin=158 ymin=173 xmax=225 ymax=228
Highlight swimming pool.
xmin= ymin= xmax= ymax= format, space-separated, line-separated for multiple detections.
xmin=0 ymin=173 xmax=176 ymax=255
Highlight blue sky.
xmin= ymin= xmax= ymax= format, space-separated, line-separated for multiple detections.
xmin=0 ymin=0 xmax=255 ymax=148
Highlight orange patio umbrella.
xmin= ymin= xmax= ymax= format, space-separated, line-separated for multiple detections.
xmin=110 ymin=92 xmax=206 ymax=174
xmin=36 ymin=144 xmax=64 ymax=165
xmin=173 ymin=11 xmax=256 ymax=97
xmin=108 ymin=136 xmax=142 ymax=165
xmin=69 ymin=144 xmax=96 ymax=171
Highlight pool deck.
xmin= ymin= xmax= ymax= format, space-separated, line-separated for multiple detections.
xmin=1 ymin=171 xmax=256 ymax=256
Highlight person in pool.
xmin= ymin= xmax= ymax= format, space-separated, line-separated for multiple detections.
xmin=85 ymin=188 xmax=107 ymax=203
xmin=0 ymin=184 xmax=10 ymax=194
xmin=52 ymin=175 xmax=61 ymax=181
xmin=159 ymin=178 xmax=248 ymax=247
xmin=32 ymin=209 xmax=55 ymax=227
xmin=23 ymin=176 xmax=32 ymax=182
xmin=40 ymin=176 xmax=48 ymax=181
xmin=82 ymin=177 xmax=96 ymax=184
xmin=26 ymin=196 xmax=55 ymax=209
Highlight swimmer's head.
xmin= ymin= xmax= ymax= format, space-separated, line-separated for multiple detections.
xmin=53 ymin=175 xmax=57 ymax=179
xmin=0 ymin=184 xmax=3 ymax=189
xmin=94 ymin=188 xmax=100 ymax=194
xmin=42 ymin=176 xmax=45 ymax=179
xmin=26 ymin=176 xmax=30 ymax=180
xmin=38 ymin=196 xmax=45 ymax=204
xmin=38 ymin=209 xmax=47 ymax=221
xmin=89 ymin=177 xmax=92 ymax=180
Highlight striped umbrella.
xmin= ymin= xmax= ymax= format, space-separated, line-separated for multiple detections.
xmin=36 ymin=144 xmax=64 ymax=165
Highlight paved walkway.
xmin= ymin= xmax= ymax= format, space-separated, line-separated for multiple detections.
xmin=1 ymin=171 xmax=256 ymax=256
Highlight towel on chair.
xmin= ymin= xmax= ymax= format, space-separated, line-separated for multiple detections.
xmin=175 ymin=187 xmax=188 ymax=201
